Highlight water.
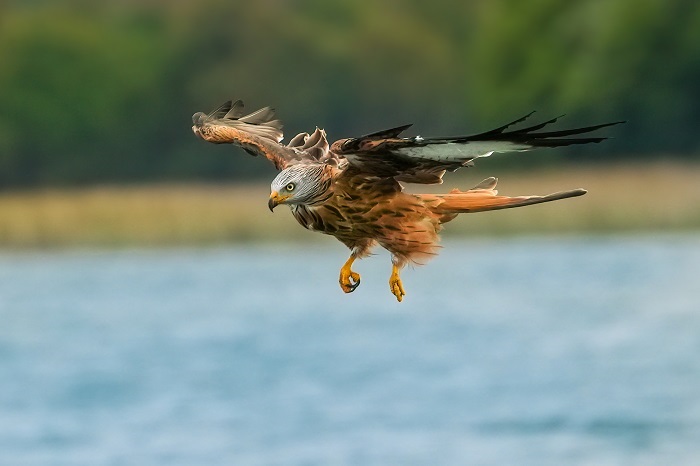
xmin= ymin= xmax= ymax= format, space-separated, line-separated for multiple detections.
xmin=0 ymin=236 xmax=699 ymax=465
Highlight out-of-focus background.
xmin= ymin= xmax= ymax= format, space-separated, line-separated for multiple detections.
xmin=1 ymin=1 xmax=699 ymax=465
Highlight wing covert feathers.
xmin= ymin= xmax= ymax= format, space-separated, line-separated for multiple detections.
xmin=421 ymin=177 xmax=586 ymax=223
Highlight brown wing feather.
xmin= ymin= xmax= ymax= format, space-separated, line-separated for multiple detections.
xmin=193 ymin=100 xmax=343 ymax=171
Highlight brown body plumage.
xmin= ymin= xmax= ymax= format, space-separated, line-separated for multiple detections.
xmin=193 ymin=100 xmax=622 ymax=301
xmin=293 ymin=167 xmax=442 ymax=266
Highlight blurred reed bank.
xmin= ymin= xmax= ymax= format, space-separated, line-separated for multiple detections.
xmin=0 ymin=163 xmax=698 ymax=247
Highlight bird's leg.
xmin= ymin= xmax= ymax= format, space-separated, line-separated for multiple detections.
xmin=339 ymin=254 xmax=361 ymax=293
xmin=389 ymin=264 xmax=406 ymax=302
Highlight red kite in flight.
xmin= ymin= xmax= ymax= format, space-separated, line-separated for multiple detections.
xmin=193 ymin=100 xmax=622 ymax=301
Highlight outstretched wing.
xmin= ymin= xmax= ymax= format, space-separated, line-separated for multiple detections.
xmin=192 ymin=100 xmax=342 ymax=171
xmin=333 ymin=113 xmax=624 ymax=184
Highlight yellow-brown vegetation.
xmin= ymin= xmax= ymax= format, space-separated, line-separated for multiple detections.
xmin=0 ymin=163 xmax=698 ymax=248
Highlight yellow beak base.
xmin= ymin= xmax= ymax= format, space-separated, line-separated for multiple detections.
xmin=268 ymin=191 xmax=290 ymax=211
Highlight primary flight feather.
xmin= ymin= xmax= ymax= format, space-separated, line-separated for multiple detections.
xmin=193 ymin=99 xmax=623 ymax=302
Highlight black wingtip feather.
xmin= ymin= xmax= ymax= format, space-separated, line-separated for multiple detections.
xmin=361 ymin=124 xmax=414 ymax=139
xmin=494 ymin=110 xmax=537 ymax=131
xmin=474 ymin=111 xmax=537 ymax=138
xmin=525 ymin=120 xmax=625 ymax=139
xmin=461 ymin=116 xmax=625 ymax=147
xmin=526 ymin=137 xmax=609 ymax=147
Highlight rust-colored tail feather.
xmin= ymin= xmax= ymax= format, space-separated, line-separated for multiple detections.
xmin=420 ymin=177 xmax=586 ymax=223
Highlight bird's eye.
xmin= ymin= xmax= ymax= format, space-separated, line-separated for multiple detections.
xmin=286 ymin=183 xmax=295 ymax=191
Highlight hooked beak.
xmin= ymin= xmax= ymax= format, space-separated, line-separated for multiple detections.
xmin=268 ymin=191 xmax=290 ymax=212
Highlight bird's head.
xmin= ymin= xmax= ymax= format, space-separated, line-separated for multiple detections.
xmin=191 ymin=112 xmax=207 ymax=139
xmin=268 ymin=164 xmax=328 ymax=211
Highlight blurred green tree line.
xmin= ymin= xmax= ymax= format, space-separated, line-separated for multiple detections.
xmin=0 ymin=0 xmax=698 ymax=188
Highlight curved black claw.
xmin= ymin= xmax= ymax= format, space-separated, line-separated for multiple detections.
xmin=339 ymin=266 xmax=362 ymax=294
xmin=347 ymin=276 xmax=360 ymax=292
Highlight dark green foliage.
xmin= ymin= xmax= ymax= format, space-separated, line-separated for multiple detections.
xmin=0 ymin=0 xmax=697 ymax=188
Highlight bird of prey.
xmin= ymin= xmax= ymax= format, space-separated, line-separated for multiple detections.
xmin=192 ymin=100 xmax=622 ymax=302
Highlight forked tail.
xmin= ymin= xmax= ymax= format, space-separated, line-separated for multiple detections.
xmin=420 ymin=177 xmax=586 ymax=223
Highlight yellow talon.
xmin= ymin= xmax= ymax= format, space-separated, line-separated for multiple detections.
xmin=339 ymin=255 xmax=361 ymax=293
xmin=389 ymin=264 xmax=406 ymax=302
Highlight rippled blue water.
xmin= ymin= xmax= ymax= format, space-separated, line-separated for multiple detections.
xmin=1 ymin=236 xmax=699 ymax=465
